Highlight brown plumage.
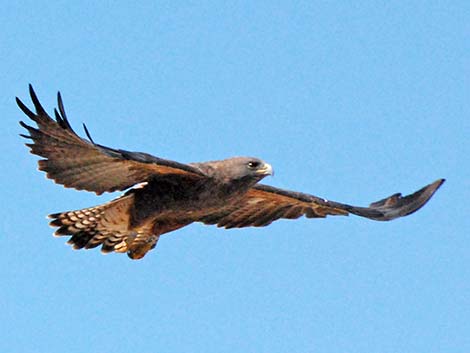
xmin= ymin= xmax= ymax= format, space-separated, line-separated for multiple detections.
xmin=18 ymin=85 xmax=444 ymax=260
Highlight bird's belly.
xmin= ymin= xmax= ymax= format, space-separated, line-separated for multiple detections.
xmin=129 ymin=184 xmax=239 ymax=226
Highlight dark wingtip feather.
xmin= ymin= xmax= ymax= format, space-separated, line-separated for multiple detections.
xmin=351 ymin=178 xmax=445 ymax=221
xmin=54 ymin=108 xmax=65 ymax=126
xmin=56 ymin=91 xmax=75 ymax=132
xmin=15 ymin=96 xmax=23 ymax=107
xmin=57 ymin=91 xmax=65 ymax=117
xmin=28 ymin=84 xmax=47 ymax=115
xmin=19 ymin=120 xmax=40 ymax=134
xmin=19 ymin=120 xmax=31 ymax=129
xmin=401 ymin=178 xmax=445 ymax=215
xmin=16 ymin=97 xmax=37 ymax=120
xmin=57 ymin=92 xmax=76 ymax=135
xmin=82 ymin=123 xmax=95 ymax=143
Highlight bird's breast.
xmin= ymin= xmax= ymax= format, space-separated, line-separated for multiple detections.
xmin=128 ymin=178 xmax=246 ymax=226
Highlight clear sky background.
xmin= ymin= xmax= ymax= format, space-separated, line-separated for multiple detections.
xmin=1 ymin=1 xmax=468 ymax=352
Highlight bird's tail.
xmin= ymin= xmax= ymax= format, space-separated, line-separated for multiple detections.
xmin=48 ymin=194 xmax=156 ymax=259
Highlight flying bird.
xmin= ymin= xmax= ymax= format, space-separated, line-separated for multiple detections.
xmin=18 ymin=85 xmax=444 ymax=260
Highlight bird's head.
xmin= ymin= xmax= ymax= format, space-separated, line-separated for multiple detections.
xmin=205 ymin=157 xmax=273 ymax=184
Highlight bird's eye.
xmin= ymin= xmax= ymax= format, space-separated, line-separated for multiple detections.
xmin=247 ymin=161 xmax=260 ymax=169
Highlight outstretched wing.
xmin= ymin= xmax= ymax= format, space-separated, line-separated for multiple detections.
xmin=200 ymin=179 xmax=444 ymax=228
xmin=18 ymin=85 xmax=205 ymax=195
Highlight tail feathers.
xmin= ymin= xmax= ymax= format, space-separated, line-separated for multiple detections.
xmin=48 ymin=195 xmax=159 ymax=259
xmin=49 ymin=204 xmax=121 ymax=251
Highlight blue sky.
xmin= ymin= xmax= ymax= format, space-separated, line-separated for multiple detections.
xmin=1 ymin=1 xmax=468 ymax=352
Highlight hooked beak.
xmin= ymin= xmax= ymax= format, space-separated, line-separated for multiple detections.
xmin=257 ymin=163 xmax=274 ymax=176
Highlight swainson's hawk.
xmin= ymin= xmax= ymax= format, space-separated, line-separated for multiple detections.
xmin=18 ymin=85 xmax=444 ymax=259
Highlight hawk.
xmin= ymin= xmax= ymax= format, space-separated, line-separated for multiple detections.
xmin=18 ymin=85 xmax=444 ymax=260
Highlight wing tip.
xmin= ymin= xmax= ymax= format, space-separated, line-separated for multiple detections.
xmin=417 ymin=178 xmax=445 ymax=202
xmin=374 ymin=178 xmax=445 ymax=221
xmin=432 ymin=178 xmax=445 ymax=189
xmin=28 ymin=84 xmax=44 ymax=112
xmin=344 ymin=178 xmax=445 ymax=222
xmin=82 ymin=123 xmax=95 ymax=144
